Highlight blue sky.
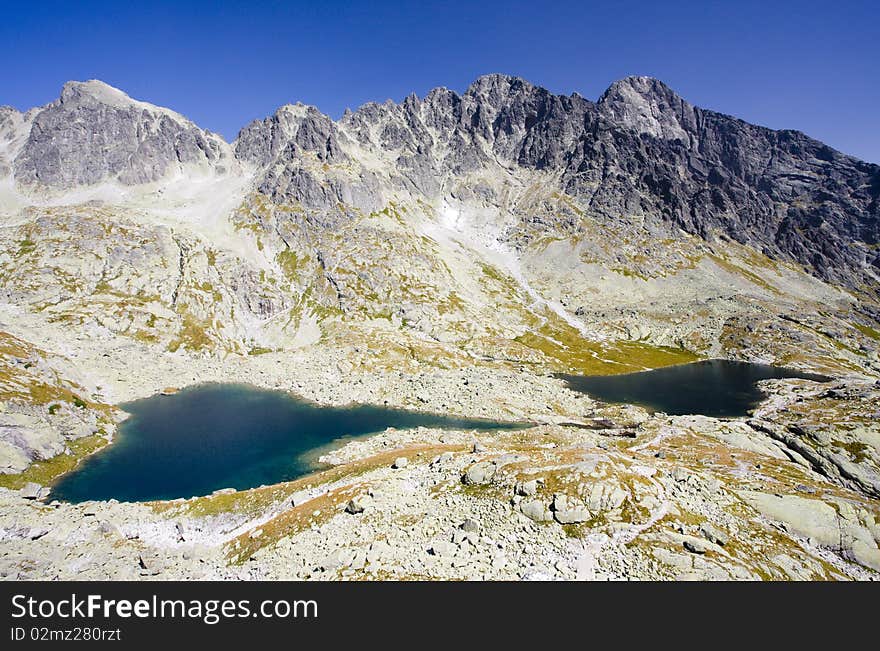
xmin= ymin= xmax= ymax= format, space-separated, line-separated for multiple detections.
xmin=3 ymin=0 xmax=878 ymax=162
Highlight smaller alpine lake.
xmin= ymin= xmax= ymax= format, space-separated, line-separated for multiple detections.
xmin=559 ymin=359 xmax=829 ymax=418
xmin=51 ymin=384 xmax=527 ymax=503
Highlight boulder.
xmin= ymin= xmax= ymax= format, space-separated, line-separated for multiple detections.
xmin=520 ymin=499 xmax=553 ymax=522
xmin=586 ymin=482 xmax=628 ymax=513
xmin=460 ymin=518 xmax=480 ymax=533
xmin=551 ymin=494 xmax=591 ymax=524
xmin=19 ymin=482 xmax=43 ymax=500
xmin=738 ymin=491 xmax=840 ymax=548
xmin=683 ymin=537 xmax=710 ymax=554
xmin=321 ymin=547 xmax=355 ymax=571
xmin=462 ymin=461 xmax=496 ymax=485
xmin=515 ymin=479 xmax=539 ymax=496
xmin=699 ymin=522 xmax=728 ymax=546
xmin=291 ymin=490 xmax=313 ymax=507
xmin=429 ymin=540 xmax=457 ymax=557
xmin=345 ymin=496 xmax=369 ymax=514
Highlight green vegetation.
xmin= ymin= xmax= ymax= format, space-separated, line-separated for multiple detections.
xmin=835 ymin=440 xmax=871 ymax=463
xmin=854 ymin=323 xmax=880 ymax=341
xmin=198 ymin=282 xmax=223 ymax=303
xmin=132 ymin=330 xmax=159 ymax=344
xmin=167 ymin=311 xmax=213 ymax=352
xmin=277 ymin=249 xmax=305 ymax=281
xmin=16 ymin=239 xmax=37 ymax=256
xmin=0 ymin=434 xmax=110 ymax=490
xmin=513 ymin=312 xmax=698 ymax=375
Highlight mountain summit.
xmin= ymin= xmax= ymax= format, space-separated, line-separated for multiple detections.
xmin=3 ymin=75 xmax=876 ymax=289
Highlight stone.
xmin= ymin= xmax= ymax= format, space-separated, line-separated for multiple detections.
xmin=515 ymin=480 xmax=539 ymax=496
xmin=367 ymin=540 xmax=391 ymax=562
xmin=462 ymin=461 xmax=496 ymax=485
xmin=699 ymin=522 xmax=728 ymax=546
xmin=345 ymin=496 xmax=368 ymax=514
xmin=138 ymin=555 xmax=160 ymax=575
xmin=737 ymin=491 xmax=840 ymax=548
xmin=291 ymin=490 xmax=313 ymax=507
xmin=848 ymin=540 xmax=880 ymax=572
xmin=321 ymin=547 xmax=355 ymax=571
xmin=683 ymin=537 xmax=710 ymax=554
xmin=392 ymin=457 xmax=408 ymax=469
xmin=671 ymin=468 xmax=690 ymax=483
xmin=436 ymin=452 xmax=454 ymax=464
xmin=586 ymin=482 xmax=628 ymax=513
xmin=19 ymin=483 xmax=43 ymax=500
xmin=28 ymin=527 xmax=50 ymax=540
xmin=519 ymin=499 xmax=553 ymax=522
xmin=551 ymin=494 xmax=591 ymax=524
xmin=429 ymin=540 xmax=457 ymax=557
xmin=460 ymin=518 xmax=480 ymax=533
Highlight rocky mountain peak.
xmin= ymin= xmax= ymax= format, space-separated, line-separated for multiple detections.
xmin=598 ymin=75 xmax=697 ymax=140
xmin=12 ymin=80 xmax=230 ymax=189
xmin=60 ymin=79 xmax=140 ymax=109
xmin=464 ymin=73 xmax=535 ymax=103
xmin=235 ymin=102 xmax=344 ymax=168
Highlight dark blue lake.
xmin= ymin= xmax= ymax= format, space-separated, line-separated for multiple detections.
xmin=559 ymin=359 xmax=829 ymax=417
xmin=51 ymin=383 xmax=525 ymax=503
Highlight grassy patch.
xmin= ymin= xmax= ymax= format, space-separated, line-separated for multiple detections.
xmin=854 ymin=323 xmax=880 ymax=342
xmin=152 ymin=444 xmax=468 ymax=521
xmin=227 ymin=485 xmax=361 ymax=564
xmin=835 ymin=440 xmax=871 ymax=463
xmin=16 ymin=239 xmax=36 ymax=256
xmin=0 ymin=434 xmax=109 ymax=490
xmin=277 ymin=250 xmax=306 ymax=281
xmin=513 ymin=312 xmax=698 ymax=375
xmin=167 ymin=311 xmax=213 ymax=352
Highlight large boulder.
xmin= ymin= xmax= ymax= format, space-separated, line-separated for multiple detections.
xmin=462 ymin=461 xmax=496 ymax=485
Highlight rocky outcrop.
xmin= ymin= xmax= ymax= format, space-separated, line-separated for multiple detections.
xmin=7 ymin=75 xmax=878 ymax=289
xmin=13 ymin=80 xmax=232 ymax=188
xmin=243 ymin=73 xmax=879 ymax=289
xmin=738 ymin=490 xmax=880 ymax=571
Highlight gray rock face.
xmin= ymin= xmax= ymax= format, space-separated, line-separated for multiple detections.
xmin=738 ymin=490 xmax=880 ymax=571
xmin=11 ymin=75 xmax=879 ymax=289
xmin=245 ymin=73 xmax=878 ymax=289
xmin=14 ymin=81 xmax=229 ymax=188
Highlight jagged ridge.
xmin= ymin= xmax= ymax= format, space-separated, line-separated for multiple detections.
xmin=3 ymin=74 xmax=879 ymax=290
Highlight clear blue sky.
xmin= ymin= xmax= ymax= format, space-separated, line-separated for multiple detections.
xmin=3 ymin=0 xmax=878 ymax=162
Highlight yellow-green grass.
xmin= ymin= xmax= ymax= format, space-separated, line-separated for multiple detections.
xmin=0 ymin=434 xmax=110 ymax=490
xmin=514 ymin=315 xmax=698 ymax=375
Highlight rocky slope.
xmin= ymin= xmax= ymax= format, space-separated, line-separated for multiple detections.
xmin=0 ymin=75 xmax=878 ymax=580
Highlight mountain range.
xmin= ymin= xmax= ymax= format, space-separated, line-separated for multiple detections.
xmin=1 ymin=75 xmax=879 ymax=581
